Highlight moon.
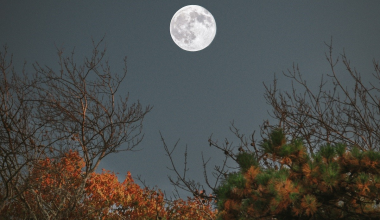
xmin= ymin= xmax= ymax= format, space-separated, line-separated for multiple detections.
xmin=170 ymin=5 xmax=216 ymax=52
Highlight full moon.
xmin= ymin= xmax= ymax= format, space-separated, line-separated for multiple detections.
xmin=170 ymin=5 xmax=216 ymax=52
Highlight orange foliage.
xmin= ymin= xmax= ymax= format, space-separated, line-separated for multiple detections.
xmin=0 ymin=150 xmax=217 ymax=219
xmin=300 ymin=194 xmax=318 ymax=216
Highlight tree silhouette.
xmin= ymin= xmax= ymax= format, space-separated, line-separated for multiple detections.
xmin=0 ymin=39 xmax=217 ymax=219
xmin=0 ymin=39 xmax=151 ymax=219
xmin=163 ymin=40 xmax=380 ymax=219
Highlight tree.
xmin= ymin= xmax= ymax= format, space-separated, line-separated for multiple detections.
xmin=163 ymin=40 xmax=380 ymax=219
xmin=263 ymin=40 xmax=380 ymax=153
xmin=0 ymin=150 xmax=217 ymax=219
xmin=0 ymin=39 xmax=151 ymax=219
xmin=0 ymin=45 xmax=44 ymax=214
xmin=216 ymin=129 xmax=380 ymax=219
xmin=0 ymin=40 xmax=217 ymax=219
xmin=216 ymin=41 xmax=380 ymax=219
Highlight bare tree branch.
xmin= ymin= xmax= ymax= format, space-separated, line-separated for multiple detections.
xmin=0 ymin=39 xmax=151 ymax=218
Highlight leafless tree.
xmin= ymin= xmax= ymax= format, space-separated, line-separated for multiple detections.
xmin=0 ymin=45 xmax=44 ymax=216
xmin=0 ymin=39 xmax=151 ymax=219
xmin=162 ymin=122 xmax=256 ymax=202
xmin=264 ymin=39 xmax=380 ymax=154
xmin=163 ymin=39 xmax=380 ymax=210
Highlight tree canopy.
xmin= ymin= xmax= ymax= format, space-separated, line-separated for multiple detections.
xmin=163 ymin=41 xmax=380 ymax=219
xmin=0 ymin=150 xmax=217 ymax=219
xmin=216 ymin=129 xmax=380 ymax=219
xmin=0 ymin=40 xmax=216 ymax=219
xmin=2 ymin=39 xmax=380 ymax=219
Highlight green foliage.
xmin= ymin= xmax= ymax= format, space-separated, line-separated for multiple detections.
xmin=351 ymin=146 xmax=363 ymax=160
xmin=255 ymin=171 xmax=273 ymax=185
xmin=335 ymin=143 xmax=346 ymax=156
xmin=278 ymin=139 xmax=303 ymax=157
xmin=358 ymin=172 xmax=369 ymax=183
xmin=215 ymin=172 xmax=245 ymax=210
xmin=270 ymin=128 xmax=286 ymax=147
xmin=278 ymin=144 xmax=294 ymax=157
xmin=216 ymin=129 xmax=380 ymax=220
xmin=261 ymin=128 xmax=286 ymax=154
xmin=236 ymin=152 xmax=258 ymax=173
xmin=289 ymin=192 xmax=299 ymax=202
xmin=272 ymin=168 xmax=290 ymax=182
xmin=364 ymin=150 xmax=380 ymax=161
xmin=318 ymin=144 xmax=336 ymax=161
xmin=319 ymin=161 xmax=340 ymax=188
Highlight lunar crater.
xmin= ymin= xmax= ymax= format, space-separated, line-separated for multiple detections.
xmin=170 ymin=5 xmax=216 ymax=52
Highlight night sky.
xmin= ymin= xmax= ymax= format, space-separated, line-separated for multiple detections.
xmin=1 ymin=1 xmax=380 ymax=197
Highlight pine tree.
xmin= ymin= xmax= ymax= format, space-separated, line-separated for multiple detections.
xmin=216 ymin=129 xmax=380 ymax=219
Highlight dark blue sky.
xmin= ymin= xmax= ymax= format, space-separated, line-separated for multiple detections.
xmin=1 ymin=1 xmax=380 ymax=197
